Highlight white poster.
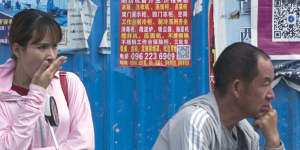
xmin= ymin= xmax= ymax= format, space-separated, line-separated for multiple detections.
xmin=0 ymin=0 xmax=97 ymax=54
xmin=213 ymin=0 xmax=251 ymax=59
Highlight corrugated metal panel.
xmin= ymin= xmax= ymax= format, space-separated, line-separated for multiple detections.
xmin=272 ymin=81 xmax=300 ymax=150
xmin=0 ymin=0 xmax=298 ymax=149
xmin=104 ymin=0 xmax=209 ymax=149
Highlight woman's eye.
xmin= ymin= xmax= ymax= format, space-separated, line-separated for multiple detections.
xmin=38 ymin=45 xmax=49 ymax=50
xmin=38 ymin=45 xmax=48 ymax=49
xmin=36 ymin=44 xmax=57 ymax=50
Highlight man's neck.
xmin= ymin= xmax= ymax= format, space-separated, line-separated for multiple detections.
xmin=214 ymin=90 xmax=244 ymax=134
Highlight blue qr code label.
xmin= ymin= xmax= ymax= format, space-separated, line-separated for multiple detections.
xmin=273 ymin=0 xmax=300 ymax=41
xmin=177 ymin=45 xmax=190 ymax=60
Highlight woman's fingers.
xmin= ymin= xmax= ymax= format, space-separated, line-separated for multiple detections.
xmin=31 ymin=56 xmax=67 ymax=88
xmin=46 ymin=56 xmax=67 ymax=75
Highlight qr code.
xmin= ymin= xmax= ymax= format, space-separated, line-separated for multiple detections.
xmin=177 ymin=45 xmax=190 ymax=60
xmin=273 ymin=0 xmax=300 ymax=41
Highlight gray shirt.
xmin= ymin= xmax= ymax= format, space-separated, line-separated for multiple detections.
xmin=152 ymin=92 xmax=285 ymax=150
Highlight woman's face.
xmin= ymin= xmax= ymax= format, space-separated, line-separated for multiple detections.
xmin=14 ymin=31 xmax=58 ymax=81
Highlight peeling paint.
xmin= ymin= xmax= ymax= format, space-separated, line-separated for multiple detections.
xmin=90 ymin=73 xmax=94 ymax=77
xmin=113 ymin=123 xmax=118 ymax=129
xmin=115 ymin=128 xmax=120 ymax=133
xmin=229 ymin=10 xmax=240 ymax=19
xmin=184 ymin=74 xmax=187 ymax=78
xmin=193 ymin=0 xmax=203 ymax=16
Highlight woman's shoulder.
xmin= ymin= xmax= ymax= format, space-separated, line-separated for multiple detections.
xmin=60 ymin=71 xmax=84 ymax=88
xmin=59 ymin=71 xmax=80 ymax=81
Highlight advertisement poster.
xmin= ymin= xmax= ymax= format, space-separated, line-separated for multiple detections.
xmin=119 ymin=0 xmax=191 ymax=67
xmin=252 ymin=0 xmax=300 ymax=59
xmin=0 ymin=0 xmax=97 ymax=53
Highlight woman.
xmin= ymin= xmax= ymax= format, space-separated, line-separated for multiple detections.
xmin=0 ymin=9 xmax=94 ymax=149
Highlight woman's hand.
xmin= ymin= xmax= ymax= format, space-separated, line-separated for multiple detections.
xmin=31 ymin=56 xmax=67 ymax=89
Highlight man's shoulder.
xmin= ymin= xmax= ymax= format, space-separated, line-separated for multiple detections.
xmin=168 ymin=104 xmax=216 ymax=132
xmin=161 ymin=92 xmax=219 ymax=135
xmin=179 ymin=92 xmax=216 ymax=110
xmin=153 ymin=93 xmax=220 ymax=150
xmin=178 ymin=92 xmax=218 ymax=119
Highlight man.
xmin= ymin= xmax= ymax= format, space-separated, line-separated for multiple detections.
xmin=152 ymin=42 xmax=285 ymax=150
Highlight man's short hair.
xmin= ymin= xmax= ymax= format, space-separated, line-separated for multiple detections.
xmin=213 ymin=42 xmax=270 ymax=95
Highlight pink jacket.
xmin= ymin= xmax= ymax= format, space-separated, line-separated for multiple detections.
xmin=0 ymin=59 xmax=95 ymax=150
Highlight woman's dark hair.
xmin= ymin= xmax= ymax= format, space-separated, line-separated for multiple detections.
xmin=213 ymin=42 xmax=270 ymax=95
xmin=9 ymin=9 xmax=62 ymax=59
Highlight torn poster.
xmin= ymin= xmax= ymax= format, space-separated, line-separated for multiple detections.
xmin=213 ymin=0 xmax=251 ymax=60
xmin=273 ymin=60 xmax=300 ymax=92
xmin=99 ymin=0 xmax=111 ymax=54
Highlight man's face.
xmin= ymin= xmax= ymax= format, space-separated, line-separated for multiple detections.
xmin=239 ymin=56 xmax=275 ymax=119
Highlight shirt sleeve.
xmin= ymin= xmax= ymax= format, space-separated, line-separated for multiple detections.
xmin=33 ymin=72 xmax=95 ymax=150
xmin=184 ymin=107 xmax=212 ymax=150
xmin=0 ymin=84 xmax=47 ymax=150
xmin=152 ymin=107 xmax=213 ymax=150
xmin=264 ymin=141 xmax=286 ymax=150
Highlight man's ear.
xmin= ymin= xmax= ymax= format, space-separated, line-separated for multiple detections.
xmin=11 ymin=43 xmax=22 ymax=58
xmin=232 ymin=79 xmax=241 ymax=99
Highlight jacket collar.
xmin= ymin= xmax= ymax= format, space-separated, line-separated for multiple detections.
xmin=0 ymin=58 xmax=59 ymax=93
xmin=0 ymin=59 xmax=16 ymax=92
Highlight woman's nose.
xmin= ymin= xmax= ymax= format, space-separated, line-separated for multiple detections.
xmin=49 ymin=46 xmax=57 ymax=57
xmin=46 ymin=47 xmax=57 ymax=62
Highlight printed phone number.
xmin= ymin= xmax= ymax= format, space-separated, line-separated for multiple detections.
xmin=120 ymin=52 xmax=176 ymax=60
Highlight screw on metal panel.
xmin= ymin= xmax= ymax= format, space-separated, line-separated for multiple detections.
xmin=184 ymin=74 xmax=187 ymax=78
